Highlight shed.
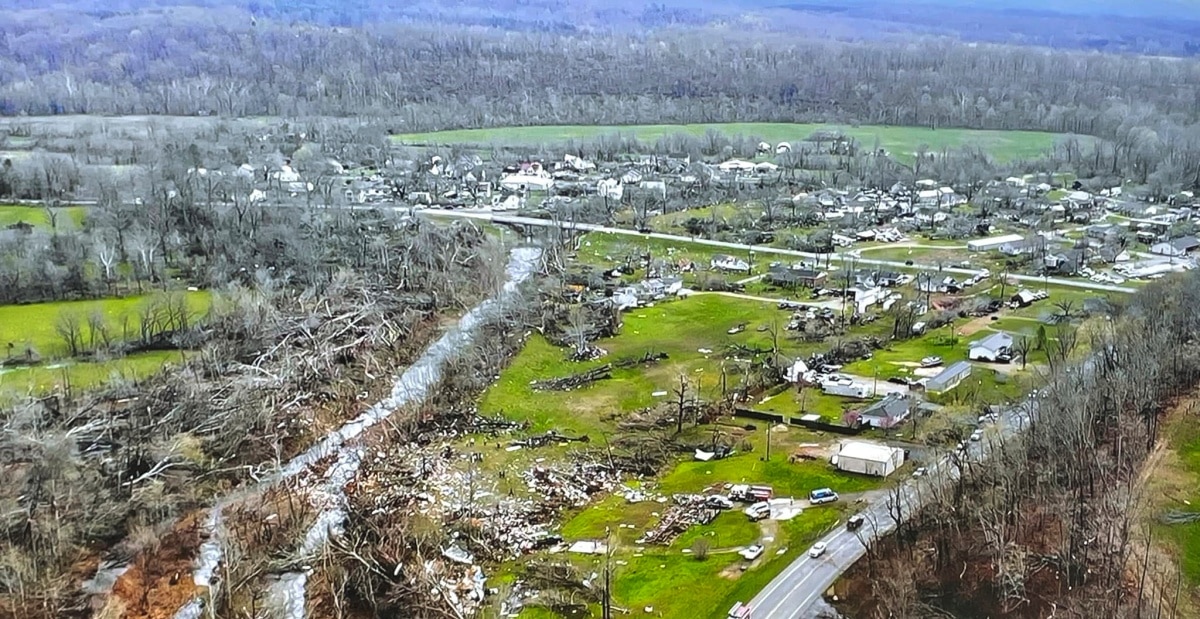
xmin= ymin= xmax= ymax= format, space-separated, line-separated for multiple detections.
xmin=833 ymin=441 xmax=905 ymax=477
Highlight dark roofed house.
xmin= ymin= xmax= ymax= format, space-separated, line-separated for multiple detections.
xmin=5 ymin=221 xmax=34 ymax=234
xmin=1150 ymin=236 xmax=1200 ymax=257
xmin=849 ymin=393 xmax=912 ymax=429
xmin=767 ymin=265 xmax=826 ymax=289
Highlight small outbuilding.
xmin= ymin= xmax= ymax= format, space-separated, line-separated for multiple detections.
xmin=832 ymin=441 xmax=905 ymax=477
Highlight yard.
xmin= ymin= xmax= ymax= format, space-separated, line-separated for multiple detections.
xmin=0 ymin=204 xmax=87 ymax=230
xmin=573 ymin=232 xmax=769 ymax=283
xmin=393 ymin=123 xmax=1075 ymax=163
xmin=480 ymin=294 xmax=818 ymax=435
xmin=0 ymin=291 xmax=212 ymax=358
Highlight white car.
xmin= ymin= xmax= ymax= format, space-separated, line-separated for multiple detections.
xmin=970 ymin=429 xmax=983 ymax=442
xmin=739 ymin=544 xmax=765 ymax=561
xmin=912 ymin=467 xmax=927 ymax=478
xmin=809 ymin=541 xmax=828 ymax=558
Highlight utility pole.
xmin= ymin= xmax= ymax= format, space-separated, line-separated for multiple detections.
xmin=602 ymin=530 xmax=613 ymax=619
xmin=764 ymin=421 xmax=771 ymax=462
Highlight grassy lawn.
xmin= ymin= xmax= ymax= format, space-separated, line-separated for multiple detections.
xmin=857 ymin=246 xmax=971 ymax=265
xmin=0 ymin=350 xmax=188 ymax=395
xmin=480 ymin=295 xmax=814 ymax=435
xmin=574 ymin=231 xmax=769 ymax=282
xmin=0 ymin=291 xmax=212 ymax=358
xmin=757 ymin=387 xmax=857 ymax=421
xmin=605 ymin=507 xmax=844 ymax=619
xmin=843 ymin=328 xmax=967 ymax=380
xmin=0 ymin=204 xmax=87 ymax=230
xmin=0 ymin=291 xmax=211 ymax=394
xmin=1151 ymin=409 xmax=1200 ymax=592
xmin=394 ymin=123 xmax=1073 ymax=163
xmin=646 ymin=203 xmax=748 ymax=233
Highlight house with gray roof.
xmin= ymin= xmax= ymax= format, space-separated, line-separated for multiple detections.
xmin=969 ymin=332 xmax=1014 ymax=362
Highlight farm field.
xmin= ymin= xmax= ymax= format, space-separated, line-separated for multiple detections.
xmin=393 ymin=123 xmax=1077 ymax=163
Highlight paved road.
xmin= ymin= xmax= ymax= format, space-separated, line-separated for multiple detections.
xmin=417 ymin=209 xmax=1137 ymax=294
xmin=745 ymin=404 xmax=1032 ymax=618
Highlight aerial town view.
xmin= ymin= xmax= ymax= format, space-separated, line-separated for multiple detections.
xmin=1 ymin=1 xmax=1200 ymax=619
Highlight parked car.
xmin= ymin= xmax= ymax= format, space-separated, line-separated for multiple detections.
xmin=970 ymin=429 xmax=983 ymax=442
xmin=744 ymin=502 xmax=771 ymax=521
xmin=809 ymin=488 xmax=839 ymax=505
xmin=739 ymin=544 xmax=765 ymax=561
xmin=809 ymin=541 xmax=828 ymax=558
xmin=846 ymin=514 xmax=865 ymax=531
xmin=912 ymin=467 xmax=927 ymax=478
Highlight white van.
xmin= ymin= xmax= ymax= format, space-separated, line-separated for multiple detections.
xmin=809 ymin=488 xmax=839 ymax=505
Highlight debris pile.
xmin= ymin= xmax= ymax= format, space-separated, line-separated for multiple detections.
xmin=522 ymin=462 xmax=621 ymax=508
xmin=509 ymin=431 xmax=590 ymax=450
xmin=636 ymin=494 xmax=723 ymax=545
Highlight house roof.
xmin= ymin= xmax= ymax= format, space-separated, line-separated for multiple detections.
xmin=927 ymin=361 xmax=972 ymax=390
xmin=1169 ymin=236 xmax=1199 ymax=250
xmin=838 ymin=441 xmax=903 ymax=464
xmin=972 ymin=332 xmax=1013 ymax=353
xmin=860 ymin=394 xmax=910 ymax=419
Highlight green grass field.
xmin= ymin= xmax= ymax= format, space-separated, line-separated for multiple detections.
xmin=574 ymin=232 xmax=769 ymax=282
xmin=0 ymin=350 xmax=189 ymax=395
xmin=480 ymin=294 xmax=826 ymax=435
xmin=0 ymin=204 xmax=87 ymax=230
xmin=0 ymin=291 xmax=212 ymax=359
xmin=0 ymin=291 xmax=211 ymax=394
xmin=1153 ymin=412 xmax=1200 ymax=591
xmin=394 ymin=123 xmax=1074 ymax=163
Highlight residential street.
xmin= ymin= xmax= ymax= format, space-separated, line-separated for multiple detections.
xmin=417 ymin=209 xmax=1138 ymax=294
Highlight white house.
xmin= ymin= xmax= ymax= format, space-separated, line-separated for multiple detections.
xmin=969 ymin=332 xmax=1014 ymax=362
xmin=1150 ymin=236 xmax=1200 ymax=257
xmin=821 ymin=377 xmax=872 ymax=399
xmin=833 ymin=441 xmax=905 ymax=477
xmin=967 ymin=234 xmax=1025 ymax=252
xmin=718 ymin=159 xmax=756 ymax=173
xmin=500 ymin=173 xmax=554 ymax=192
xmin=711 ymin=254 xmax=751 ymax=272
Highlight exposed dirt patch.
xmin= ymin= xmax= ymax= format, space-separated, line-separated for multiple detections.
xmin=957 ymin=315 xmax=995 ymax=336
xmin=107 ymin=513 xmax=205 ymax=619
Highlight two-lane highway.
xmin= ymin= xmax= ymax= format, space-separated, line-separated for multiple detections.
xmin=745 ymin=405 xmax=1031 ymax=618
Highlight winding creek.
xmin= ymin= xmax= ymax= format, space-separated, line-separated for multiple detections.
xmin=161 ymin=246 xmax=542 ymax=619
